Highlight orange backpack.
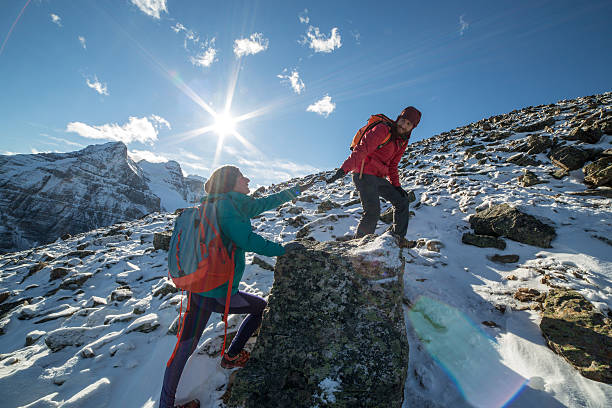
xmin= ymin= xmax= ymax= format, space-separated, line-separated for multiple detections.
xmin=349 ymin=114 xmax=395 ymax=151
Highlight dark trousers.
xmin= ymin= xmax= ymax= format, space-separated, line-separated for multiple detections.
xmin=159 ymin=291 xmax=266 ymax=408
xmin=353 ymin=173 xmax=410 ymax=238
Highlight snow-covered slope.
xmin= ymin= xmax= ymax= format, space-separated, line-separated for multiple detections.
xmin=0 ymin=92 xmax=610 ymax=407
xmin=138 ymin=160 xmax=206 ymax=212
xmin=0 ymin=142 xmax=205 ymax=254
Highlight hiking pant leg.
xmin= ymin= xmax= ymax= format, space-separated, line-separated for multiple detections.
xmin=353 ymin=173 xmax=382 ymax=238
xmin=378 ymin=181 xmax=410 ymax=237
xmin=159 ymin=294 xmax=215 ymax=408
xmin=212 ymin=291 xmax=267 ymax=356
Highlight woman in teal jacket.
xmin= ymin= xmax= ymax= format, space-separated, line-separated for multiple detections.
xmin=159 ymin=165 xmax=312 ymax=408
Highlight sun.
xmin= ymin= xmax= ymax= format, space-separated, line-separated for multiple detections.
xmin=213 ymin=112 xmax=236 ymax=136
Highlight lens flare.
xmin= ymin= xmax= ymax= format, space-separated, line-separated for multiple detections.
xmin=407 ymin=296 xmax=528 ymax=408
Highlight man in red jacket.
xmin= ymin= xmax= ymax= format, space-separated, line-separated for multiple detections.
xmin=326 ymin=106 xmax=421 ymax=239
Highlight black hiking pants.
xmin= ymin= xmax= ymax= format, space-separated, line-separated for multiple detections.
xmin=353 ymin=173 xmax=410 ymax=238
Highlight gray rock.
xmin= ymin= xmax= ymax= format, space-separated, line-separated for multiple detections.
xmin=228 ymin=235 xmax=409 ymax=408
xmin=583 ymin=156 xmax=612 ymax=187
xmin=506 ymin=153 xmax=539 ymax=167
xmin=0 ymin=291 xmax=10 ymax=304
xmin=25 ymin=330 xmax=46 ymax=346
xmin=540 ymin=289 xmax=611 ymax=384
xmin=59 ymin=273 xmax=93 ymax=290
xmin=316 ymin=200 xmax=341 ymax=213
xmin=565 ymin=126 xmax=603 ymax=144
xmin=518 ymin=170 xmax=546 ymax=187
xmin=550 ymin=145 xmax=591 ymax=171
xmin=510 ymin=134 xmax=553 ymax=155
xmin=125 ymin=313 xmax=159 ymax=333
xmin=550 ymin=168 xmax=569 ymax=179
xmin=65 ymin=250 xmax=96 ymax=259
xmin=287 ymin=215 xmax=308 ymax=228
xmin=152 ymin=280 xmax=178 ymax=298
xmin=110 ymin=287 xmax=133 ymax=302
xmin=49 ymin=267 xmax=70 ymax=281
xmin=461 ymin=233 xmax=506 ymax=250
xmin=514 ymin=117 xmax=555 ymax=132
xmin=153 ymin=232 xmax=171 ymax=251
xmin=251 ymin=256 xmax=274 ymax=271
xmin=45 ymin=326 xmax=105 ymax=352
xmin=469 ymin=204 xmax=556 ymax=248
xmin=488 ymin=254 xmax=519 ymax=263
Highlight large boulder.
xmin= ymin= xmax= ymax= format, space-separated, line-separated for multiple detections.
xmin=565 ymin=126 xmax=603 ymax=144
xmin=510 ymin=134 xmax=553 ymax=155
xmin=549 ymin=145 xmax=591 ymax=171
xmin=583 ymin=156 xmax=612 ymax=187
xmin=540 ymin=289 xmax=611 ymax=384
xmin=514 ymin=117 xmax=555 ymax=133
xmin=469 ymin=204 xmax=556 ymax=248
xmin=228 ymin=234 xmax=409 ymax=408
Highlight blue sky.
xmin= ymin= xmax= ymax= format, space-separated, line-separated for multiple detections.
xmin=1 ymin=0 xmax=611 ymax=186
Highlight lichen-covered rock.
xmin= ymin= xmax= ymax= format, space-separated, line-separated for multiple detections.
xmin=153 ymin=232 xmax=171 ymax=251
xmin=583 ymin=156 xmax=612 ymax=187
xmin=228 ymin=235 xmax=409 ymax=408
xmin=461 ymin=233 xmax=506 ymax=250
xmin=540 ymin=289 xmax=612 ymax=384
xmin=469 ymin=204 xmax=556 ymax=248
xmin=550 ymin=145 xmax=591 ymax=171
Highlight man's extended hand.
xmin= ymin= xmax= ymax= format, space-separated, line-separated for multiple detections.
xmin=325 ymin=168 xmax=345 ymax=184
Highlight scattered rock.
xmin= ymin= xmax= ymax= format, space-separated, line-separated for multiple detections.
xmin=153 ymin=232 xmax=171 ymax=251
xmin=287 ymin=215 xmax=308 ymax=228
xmin=481 ymin=321 xmax=499 ymax=328
xmin=518 ymin=169 xmax=546 ymax=187
xmin=81 ymin=347 xmax=95 ymax=358
xmin=583 ymin=156 xmax=612 ymax=187
xmin=45 ymin=326 xmax=105 ymax=352
xmin=125 ymin=314 xmax=159 ymax=333
xmin=426 ymin=240 xmax=444 ymax=252
xmin=229 ymin=236 xmax=409 ymax=408
xmin=297 ymin=194 xmax=316 ymax=203
xmin=25 ymin=330 xmax=46 ymax=346
xmin=152 ymin=280 xmax=178 ymax=298
xmin=316 ymin=200 xmax=341 ymax=213
xmin=550 ymin=145 xmax=591 ymax=171
xmin=251 ymin=256 xmax=274 ymax=271
xmin=540 ymin=289 xmax=611 ymax=384
xmin=461 ymin=233 xmax=506 ymax=250
xmin=110 ymin=287 xmax=133 ymax=302
xmin=511 ymin=134 xmax=554 ymax=155
xmin=65 ymin=250 xmax=96 ymax=259
xmin=506 ymin=153 xmax=539 ymax=167
xmin=488 ymin=254 xmax=519 ymax=263
xmin=469 ymin=203 xmax=556 ymax=248
xmin=550 ymin=168 xmax=569 ymax=179
xmin=86 ymin=296 xmax=107 ymax=307
xmin=286 ymin=206 xmax=304 ymax=215
xmin=380 ymin=207 xmax=394 ymax=224
xmin=0 ymin=291 xmax=10 ymax=304
xmin=514 ymin=288 xmax=544 ymax=302
xmin=59 ymin=273 xmax=93 ymax=290
xmin=514 ymin=117 xmax=555 ymax=133
xmin=566 ymin=126 xmax=603 ymax=144
xmin=49 ymin=267 xmax=70 ymax=281
xmin=342 ymin=198 xmax=362 ymax=207
xmin=506 ymin=275 xmax=518 ymax=281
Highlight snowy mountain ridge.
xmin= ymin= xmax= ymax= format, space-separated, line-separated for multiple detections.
xmin=0 ymin=92 xmax=611 ymax=407
xmin=0 ymin=142 xmax=205 ymax=254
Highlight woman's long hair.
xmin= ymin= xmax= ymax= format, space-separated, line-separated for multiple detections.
xmin=204 ymin=165 xmax=241 ymax=194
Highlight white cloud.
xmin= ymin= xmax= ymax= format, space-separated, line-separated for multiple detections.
xmin=50 ymin=14 xmax=62 ymax=27
xmin=234 ymin=156 xmax=320 ymax=186
xmin=86 ymin=75 xmax=109 ymax=95
xmin=459 ymin=14 xmax=469 ymax=36
xmin=277 ymin=69 xmax=305 ymax=94
xmin=298 ymin=9 xmax=309 ymax=24
xmin=191 ymin=46 xmax=217 ymax=68
xmin=302 ymin=26 xmax=341 ymax=53
xmin=2 ymin=151 xmax=18 ymax=156
xmin=66 ymin=115 xmax=171 ymax=145
xmin=43 ymin=135 xmax=84 ymax=148
xmin=307 ymin=95 xmax=336 ymax=118
xmin=128 ymin=149 xmax=169 ymax=163
xmin=233 ymin=33 xmax=269 ymax=57
xmin=131 ymin=0 xmax=167 ymax=19
xmin=177 ymin=148 xmax=203 ymax=162
xmin=78 ymin=36 xmax=86 ymax=49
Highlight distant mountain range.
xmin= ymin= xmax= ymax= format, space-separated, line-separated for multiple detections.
xmin=0 ymin=142 xmax=205 ymax=253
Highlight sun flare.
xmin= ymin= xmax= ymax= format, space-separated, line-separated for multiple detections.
xmin=213 ymin=112 xmax=236 ymax=136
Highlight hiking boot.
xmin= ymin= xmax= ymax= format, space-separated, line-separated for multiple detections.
xmin=220 ymin=350 xmax=250 ymax=369
xmin=176 ymin=399 xmax=199 ymax=408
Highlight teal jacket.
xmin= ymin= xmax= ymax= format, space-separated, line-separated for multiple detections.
xmin=198 ymin=186 xmax=301 ymax=298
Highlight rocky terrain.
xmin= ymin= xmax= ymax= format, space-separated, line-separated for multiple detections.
xmin=0 ymin=92 xmax=611 ymax=407
xmin=0 ymin=142 xmax=205 ymax=254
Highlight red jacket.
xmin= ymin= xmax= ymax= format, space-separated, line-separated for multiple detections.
xmin=340 ymin=123 xmax=409 ymax=187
